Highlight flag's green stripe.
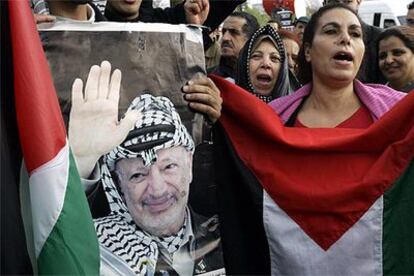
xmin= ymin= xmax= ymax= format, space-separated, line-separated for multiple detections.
xmin=37 ymin=151 xmax=100 ymax=275
xmin=383 ymin=160 xmax=414 ymax=275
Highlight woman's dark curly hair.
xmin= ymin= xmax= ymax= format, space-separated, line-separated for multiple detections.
xmin=296 ymin=3 xmax=364 ymax=84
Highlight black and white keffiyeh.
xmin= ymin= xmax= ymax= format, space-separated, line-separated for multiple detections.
xmin=94 ymin=94 xmax=194 ymax=275
xmin=107 ymin=94 xmax=194 ymax=169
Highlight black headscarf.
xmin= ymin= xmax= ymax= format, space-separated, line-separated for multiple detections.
xmin=236 ymin=25 xmax=291 ymax=103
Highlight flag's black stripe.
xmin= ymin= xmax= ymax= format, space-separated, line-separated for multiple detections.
xmin=1 ymin=2 xmax=33 ymax=274
xmin=214 ymin=124 xmax=271 ymax=275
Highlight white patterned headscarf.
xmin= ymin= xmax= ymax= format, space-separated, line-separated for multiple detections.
xmin=94 ymin=94 xmax=194 ymax=275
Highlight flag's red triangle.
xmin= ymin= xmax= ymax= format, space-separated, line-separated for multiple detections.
xmin=9 ymin=0 xmax=66 ymax=173
xmin=212 ymin=75 xmax=414 ymax=250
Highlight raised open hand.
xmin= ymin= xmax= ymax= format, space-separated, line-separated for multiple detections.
xmin=69 ymin=61 xmax=140 ymax=178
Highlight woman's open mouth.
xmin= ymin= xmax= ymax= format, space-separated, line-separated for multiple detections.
xmin=333 ymin=51 xmax=354 ymax=65
xmin=256 ymin=74 xmax=272 ymax=85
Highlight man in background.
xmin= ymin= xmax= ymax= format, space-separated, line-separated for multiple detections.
xmin=210 ymin=12 xmax=259 ymax=80
xmin=267 ymin=18 xmax=281 ymax=31
xmin=294 ymin=16 xmax=309 ymax=43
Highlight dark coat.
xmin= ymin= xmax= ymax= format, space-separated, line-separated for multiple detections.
xmin=155 ymin=211 xmax=224 ymax=275
xmin=105 ymin=0 xmax=245 ymax=50
xmin=130 ymin=0 xmax=245 ymax=32
xmin=105 ymin=0 xmax=186 ymax=23
xmin=210 ymin=56 xmax=238 ymax=79
xmin=358 ymin=22 xmax=386 ymax=84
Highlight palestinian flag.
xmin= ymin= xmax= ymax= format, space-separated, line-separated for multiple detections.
xmin=1 ymin=2 xmax=32 ymax=274
xmin=211 ymin=76 xmax=414 ymax=275
xmin=4 ymin=1 xmax=100 ymax=274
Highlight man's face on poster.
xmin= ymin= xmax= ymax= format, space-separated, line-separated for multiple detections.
xmin=116 ymin=146 xmax=193 ymax=236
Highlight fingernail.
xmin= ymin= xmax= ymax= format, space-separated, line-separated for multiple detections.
xmin=188 ymin=80 xmax=193 ymax=85
xmin=183 ymin=86 xmax=188 ymax=92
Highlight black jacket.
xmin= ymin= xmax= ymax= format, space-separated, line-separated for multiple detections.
xmin=105 ymin=0 xmax=186 ymax=23
xmin=358 ymin=22 xmax=386 ymax=84
xmin=105 ymin=0 xmax=245 ymax=50
xmin=106 ymin=0 xmax=245 ymax=31
xmin=210 ymin=56 xmax=238 ymax=79
xmin=155 ymin=211 xmax=224 ymax=275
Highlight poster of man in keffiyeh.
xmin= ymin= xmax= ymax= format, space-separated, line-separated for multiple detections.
xmin=38 ymin=22 xmax=224 ymax=275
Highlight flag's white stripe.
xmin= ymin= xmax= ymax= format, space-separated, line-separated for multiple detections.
xmin=263 ymin=191 xmax=383 ymax=275
xmin=29 ymin=142 xmax=70 ymax=257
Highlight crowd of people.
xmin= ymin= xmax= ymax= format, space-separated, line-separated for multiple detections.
xmin=30 ymin=0 xmax=414 ymax=275
xmin=32 ymin=0 xmax=414 ymax=101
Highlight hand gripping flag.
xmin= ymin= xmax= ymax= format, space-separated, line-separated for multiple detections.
xmin=6 ymin=1 xmax=100 ymax=274
xmin=211 ymin=75 xmax=414 ymax=275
